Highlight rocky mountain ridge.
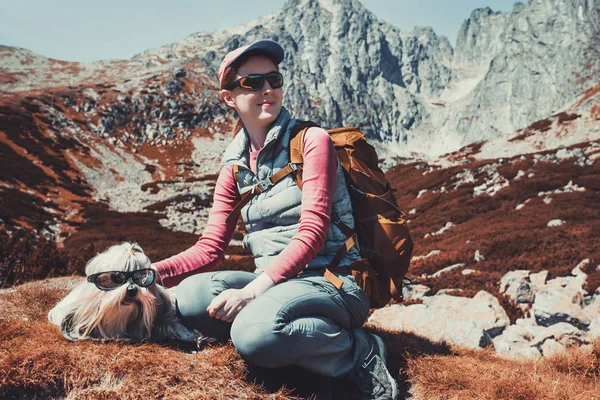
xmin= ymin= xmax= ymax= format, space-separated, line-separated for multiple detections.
xmin=3 ymin=0 xmax=598 ymax=158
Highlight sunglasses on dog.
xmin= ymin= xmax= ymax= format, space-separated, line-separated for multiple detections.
xmin=225 ymin=71 xmax=284 ymax=91
xmin=87 ymin=269 xmax=156 ymax=291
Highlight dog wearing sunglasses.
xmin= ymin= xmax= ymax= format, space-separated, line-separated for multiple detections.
xmin=48 ymin=242 xmax=210 ymax=347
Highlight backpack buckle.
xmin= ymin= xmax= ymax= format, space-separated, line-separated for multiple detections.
xmin=288 ymin=163 xmax=299 ymax=172
xmin=331 ymin=212 xmax=341 ymax=224
xmin=252 ymin=182 xmax=265 ymax=194
xmin=257 ymin=177 xmax=274 ymax=192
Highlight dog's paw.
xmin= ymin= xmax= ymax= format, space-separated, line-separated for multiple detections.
xmin=196 ymin=335 xmax=217 ymax=350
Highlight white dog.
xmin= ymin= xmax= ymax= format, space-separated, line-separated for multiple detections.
xmin=48 ymin=242 xmax=210 ymax=347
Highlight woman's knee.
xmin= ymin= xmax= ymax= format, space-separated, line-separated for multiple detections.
xmin=175 ymin=274 xmax=215 ymax=318
xmin=230 ymin=310 xmax=285 ymax=367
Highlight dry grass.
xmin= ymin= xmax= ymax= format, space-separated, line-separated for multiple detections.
xmin=2 ymin=281 xmax=598 ymax=399
xmin=0 ymin=282 xmax=303 ymax=400
xmin=406 ymin=343 xmax=600 ymax=400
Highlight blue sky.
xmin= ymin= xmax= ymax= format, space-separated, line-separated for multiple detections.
xmin=0 ymin=0 xmax=517 ymax=62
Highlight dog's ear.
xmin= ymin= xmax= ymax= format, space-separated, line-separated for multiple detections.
xmin=60 ymin=313 xmax=82 ymax=341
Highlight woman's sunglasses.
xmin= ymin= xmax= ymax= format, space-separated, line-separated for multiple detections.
xmin=225 ymin=71 xmax=284 ymax=91
xmin=87 ymin=269 xmax=156 ymax=291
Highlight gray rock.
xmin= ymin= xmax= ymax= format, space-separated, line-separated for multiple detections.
xmin=422 ymin=291 xmax=510 ymax=338
xmin=499 ymin=270 xmax=530 ymax=294
xmin=546 ymin=274 xmax=588 ymax=298
xmin=369 ymin=303 xmax=493 ymax=350
xmin=529 ymin=271 xmax=549 ymax=288
xmin=541 ymin=339 xmax=566 ymax=357
xmin=532 ymin=289 xmax=590 ymax=329
xmin=515 ymin=347 xmax=542 ymax=359
xmin=402 ymin=284 xmax=432 ymax=301
xmin=530 ymin=322 xmax=583 ymax=347
xmin=583 ymin=296 xmax=600 ymax=320
xmin=587 ymin=316 xmax=600 ymax=340
xmin=499 ymin=270 xmax=537 ymax=304
xmin=572 ymin=259 xmax=590 ymax=276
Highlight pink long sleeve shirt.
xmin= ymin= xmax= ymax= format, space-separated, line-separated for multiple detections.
xmin=154 ymin=127 xmax=337 ymax=288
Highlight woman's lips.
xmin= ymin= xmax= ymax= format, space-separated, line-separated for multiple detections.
xmin=259 ymin=101 xmax=276 ymax=108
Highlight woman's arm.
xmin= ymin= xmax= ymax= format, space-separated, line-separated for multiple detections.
xmin=153 ymin=164 xmax=241 ymax=288
xmin=263 ymin=126 xmax=338 ymax=284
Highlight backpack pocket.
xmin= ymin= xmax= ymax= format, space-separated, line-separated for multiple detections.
xmin=349 ymin=258 xmax=391 ymax=308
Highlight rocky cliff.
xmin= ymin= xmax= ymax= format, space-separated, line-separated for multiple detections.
xmin=131 ymin=0 xmax=599 ymax=156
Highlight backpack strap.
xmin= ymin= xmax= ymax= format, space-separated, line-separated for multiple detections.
xmin=225 ymin=121 xmax=318 ymax=225
xmin=225 ymin=163 xmax=300 ymax=225
xmin=289 ymin=121 xmax=319 ymax=188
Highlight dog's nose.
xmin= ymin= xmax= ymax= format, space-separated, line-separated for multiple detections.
xmin=126 ymin=284 xmax=138 ymax=297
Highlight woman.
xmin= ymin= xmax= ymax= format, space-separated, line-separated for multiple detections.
xmin=153 ymin=39 xmax=398 ymax=399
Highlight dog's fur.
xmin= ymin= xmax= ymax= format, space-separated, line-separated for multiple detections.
xmin=48 ymin=242 xmax=207 ymax=346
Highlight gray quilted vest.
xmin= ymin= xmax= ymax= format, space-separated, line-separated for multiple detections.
xmin=221 ymin=107 xmax=360 ymax=275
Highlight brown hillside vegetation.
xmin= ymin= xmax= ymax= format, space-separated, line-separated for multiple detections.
xmin=1 ymin=280 xmax=599 ymax=399
xmin=387 ymin=141 xmax=600 ymax=294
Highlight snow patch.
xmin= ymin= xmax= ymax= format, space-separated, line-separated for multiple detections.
xmin=425 ymin=222 xmax=455 ymax=238
xmin=547 ymin=219 xmax=565 ymax=227
xmin=430 ymin=263 xmax=467 ymax=278
xmin=474 ymin=250 xmax=485 ymax=262
xmin=514 ymin=170 xmax=525 ymax=180
xmin=413 ymin=250 xmax=442 ymax=261
xmin=538 ymin=180 xmax=586 ymax=197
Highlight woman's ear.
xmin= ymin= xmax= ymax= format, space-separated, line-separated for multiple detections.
xmin=221 ymin=89 xmax=237 ymax=109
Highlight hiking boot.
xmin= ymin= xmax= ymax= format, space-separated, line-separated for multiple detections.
xmin=355 ymin=333 xmax=398 ymax=400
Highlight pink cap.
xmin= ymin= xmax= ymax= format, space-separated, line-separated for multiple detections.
xmin=218 ymin=40 xmax=284 ymax=87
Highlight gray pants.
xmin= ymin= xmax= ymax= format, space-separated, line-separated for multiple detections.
xmin=175 ymin=270 xmax=373 ymax=377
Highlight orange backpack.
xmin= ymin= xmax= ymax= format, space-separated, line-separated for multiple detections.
xmin=289 ymin=122 xmax=414 ymax=307
xmin=226 ymin=122 xmax=414 ymax=308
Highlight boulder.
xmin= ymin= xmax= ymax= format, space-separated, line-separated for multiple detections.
xmin=421 ymin=291 xmax=510 ymax=338
xmin=499 ymin=270 xmax=530 ymax=294
xmin=585 ymin=315 xmax=600 ymax=341
xmin=492 ymin=318 xmax=546 ymax=359
xmin=515 ymin=347 xmax=542 ymax=359
xmin=499 ymin=270 xmax=536 ymax=304
xmin=545 ymin=275 xmax=588 ymax=300
xmin=572 ymin=259 xmax=590 ymax=276
xmin=532 ymin=289 xmax=590 ymax=329
xmin=583 ymin=296 xmax=600 ymax=320
xmin=368 ymin=303 xmax=493 ymax=350
xmin=402 ymin=284 xmax=432 ymax=301
xmin=541 ymin=339 xmax=566 ymax=357
xmin=529 ymin=271 xmax=548 ymax=288
xmin=530 ymin=322 xmax=584 ymax=348
xmin=368 ymin=291 xmax=510 ymax=350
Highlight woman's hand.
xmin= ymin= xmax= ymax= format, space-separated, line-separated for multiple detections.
xmin=206 ymin=273 xmax=276 ymax=323
xmin=207 ymin=289 xmax=252 ymax=323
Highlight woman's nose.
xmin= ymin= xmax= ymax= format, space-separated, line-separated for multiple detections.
xmin=262 ymin=81 xmax=273 ymax=94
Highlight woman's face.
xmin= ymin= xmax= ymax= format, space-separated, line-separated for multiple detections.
xmin=221 ymin=55 xmax=283 ymax=129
